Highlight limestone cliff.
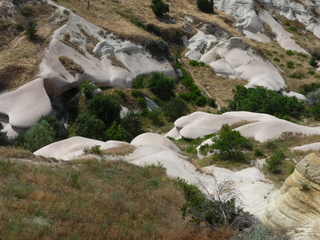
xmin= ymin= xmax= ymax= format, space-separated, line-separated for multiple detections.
xmin=263 ymin=153 xmax=320 ymax=239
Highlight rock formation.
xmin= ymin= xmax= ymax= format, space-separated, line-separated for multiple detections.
xmin=263 ymin=153 xmax=320 ymax=239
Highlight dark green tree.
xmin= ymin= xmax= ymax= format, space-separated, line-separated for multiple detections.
xmin=197 ymin=0 xmax=214 ymax=13
xmin=121 ymin=112 xmax=144 ymax=141
xmin=265 ymin=149 xmax=285 ymax=174
xmin=161 ymin=97 xmax=189 ymax=122
xmin=105 ymin=121 xmax=129 ymax=141
xmin=147 ymin=72 xmax=175 ymax=100
xmin=25 ymin=20 xmax=37 ymax=40
xmin=228 ymin=86 xmax=305 ymax=119
xmin=20 ymin=119 xmax=56 ymax=152
xmin=211 ymin=124 xmax=252 ymax=162
xmin=79 ymin=79 xmax=98 ymax=99
xmin=75 ymin=112 xmax=106 ymax=140
xmin=86 ymin=94 xmax=121 ymax=128
xmin=151 ymin=0 xmax=169 ymax=16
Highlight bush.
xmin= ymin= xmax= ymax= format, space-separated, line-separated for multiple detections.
xmin=175 ymin=177 xmax=254 ymax=231
xmin=145 ymin=39 xmax=170 ymax=60
xmin=189 ymin=60 xmax=205 ymax=67
xmin=133 ymin=76 xmax=145 ymax=89
xmin=211 ymin=124 xmax=252 ymax=162
xmin=105 ymin=121 xmax=129 ymax=141
xmin=197 ymin=0 xmax=214 ymax=13
xmin=25 ymin=20 xmax=37 ymax=40
xmin=147 ymin=72 xmax=175 ymax=100
xmin=75 ymin=113 xmax=106 ymax=140
xmin=195 ymin=95 xmax=207 ymax=107
xmin=228 ymin=86 xmax=305 ymax=119
xmin=286 ymin=50 xmax=294 ymax=56
xmin=121 ymin=111 xmax=144 ymax=140
xmin=79 ymin=79 xmax=98 ymax=99
xmin=148 ymin=109 xmax=166 ymax=126
xmin=310 ymin=102 xmax=320 ymax=120
xmin=254 ymin=149 xmax=264 ymax=157
xmin=273 ymin=57 xmax=280 ymax=62
xmin=137 ymin=97 xmax=147 ymax=109
xmin=307 ymin=88 xmax=320 ymax=106
xmin=309 ymin=56 xmax=318 ymax=67
xmin=19 ymin=119 xmax=56 ymax=152
xmin=289 ymin=71 xmax=304 ymax=79
xmin=20 ymin=6 xmax=34 ymax=17
xmin=207 ymin=98 xmax=216 ymax=108
xmin=265 ymin=149 xmax=285 ymax=174
xmin=86 ymin=94 xmax=121 ymax=128
xmin=150 ymin=0 xmax=169 ymax=16
xmin=161 ymin=97 xmax=189 ymax=122
xmin=287 ymin=61 xmax=295 ymax=69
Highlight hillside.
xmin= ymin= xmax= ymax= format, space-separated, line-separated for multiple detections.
xmin=1 ymin=0 xmax=320 ymax=239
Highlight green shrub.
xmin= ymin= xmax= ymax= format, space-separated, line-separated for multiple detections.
xmin=301 ymin=82 xmax=320 ymax=94
xmin=150 ymin=0 xmax=169 ymax=16
xmin=79 ymin=79 xmax=98 ymax=99
xmin=265 ymin=140 xmax=277 ymax=150
xmin=279 ymin=54 xmax=284 ymax=58
xmin=195 ymin=95 xmax=207 ymax=107
xmin=105 ymin=121 xmax=129 ymax=141
xmin=309 ymin=56 xmax=318 ymax=67
xmin=24 ymin=20 xmax=37 ymax=40
xmin=84 ymin=145 xmax=101 ymax=155
xmin=87 ymin=94 xmax=121 ymax=128
xmin=147 ymin=72 xmax=175 ymax=100
xmin=288 ymin=26 xmax=298 ymax=32
xmin=228 ymin=86 xmax=305 ymax=119
xmin=20 ymin=6 xmax=34 ymax=17
xmin=307 ymin=88 xmax=320 ymax=106
xmin=137 ymin=97 xmax=147 ymax=108
xmin=148 ymin=109 xmax=166 ymax=126
xmin=308 ymin=70 xmax=315 ymax=75
xmin=265 ymin=149 xmax=285 ymax=174
xmin=211 ymin=124 xmax=252 ymax=162
xmin=289 ymin=71 xmax=304 ymax=79
xmin=189 ymin=60 xmax=205 ymax=67
xmin=207 ymin=98 xmax=216 ymax=108
xmin=254 ymin=149 xmax=264 ymax=157
xmin=20 ymin=119 xmax=56 ymax=152
xmin=121 ymin=111 xmax=144 ymax=140
xmin=75 ymin=113 xmax=106 ymax=140
xmin=161 ymin=97 xmax=189 ymax=122
xmin=197 ymin=0 xmax=214 ymax=13
xmin=287 ymin=61 xmax=295 ymax=69
xmin=273 ymin=57 xmax=280 ymax=62
xmin=131 ymin=89 xmax=144 ymax=98
xmin=145 ymin=39 xmax=170 ymax=60
xmin=15 ymin=23 xmax=24 ymax=31
xmin=310 ymin=102 xmax=320 ymax=120
xmin=133 ymin=76 xmax=145 ymax=89
xmin=286 ymin=50 xmax=294 ymax=56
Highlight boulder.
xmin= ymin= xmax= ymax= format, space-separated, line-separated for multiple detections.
xmin=263 ymin=153 xmax=320 ymax=239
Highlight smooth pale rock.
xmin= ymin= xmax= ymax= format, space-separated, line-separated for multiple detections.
xmin=0 ymin=78 xmax=53 ymax=129
xmin=259 ymin=11 xmax=309 ymax=54
xmin=235 ymin=119 xmax=320 ymax=142
xmin=168 ymin=111 xmax=277 ymax=140
xmin=130 ymin=133 xmax=181 ymax=153
xmin=263 ymin=153 xmax=320 ymax=239
xmin=34 ymin=136 xmax=131 ymax=160
xmin=291 ymin=142 xmax=320 ymax=152
xmin=168 ymin=111 xmax=320 ymax=142
xmin=200 ymin=37 xmax=286 ymax=91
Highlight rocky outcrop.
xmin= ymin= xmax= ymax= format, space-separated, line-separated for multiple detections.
xmin=263 ymin=153 xmax=320 ymax=239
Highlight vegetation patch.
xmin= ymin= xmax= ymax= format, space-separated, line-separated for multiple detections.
xmin=58 ymin=56 xmax=84 ymax=76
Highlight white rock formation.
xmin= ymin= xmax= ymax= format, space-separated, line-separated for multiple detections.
xmin=263 ymin=153 xmax=320 ymax=239
xmin=34 ymin=133 xmax=276 ymax=218
xmin=167 ymin=111 xmax=320 ymax=142
xmin=200 ymin=37 xmax=286 ymax=91
xmin=34 ymin=136 xmax=132 ymax=160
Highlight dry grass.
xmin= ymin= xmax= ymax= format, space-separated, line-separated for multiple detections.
xmin=0 ymin=157 xmax=207 ymax=239
xmin=58 ymin=56 xmax=84 ymax=76
xmin=101 ymin=144 xmax=136 ymax=155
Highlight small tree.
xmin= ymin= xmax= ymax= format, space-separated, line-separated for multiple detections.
xmin=75 ymin=112 xmax=106 ymax=140
xmin=265 ymin=149 xmax=285 ymax=174
xmin=86 ymin=94 xmax=121 ymax=128
xmin=79 ymin=79 xmax=98 ymax=99
xmin=211 ymin=124 xmax=252 ymax=162
xmin=25 ymin=20 xmax=37 ymax=40
xmin=151 ymin=0 xmax=169 ymax=16
xmin=147 ymin=72 xmax=175 ymax=100
xmin=197 ymin=0 xmax=214 ymax=13
xmin=161 ymin=97 xmax=189 ymax=122
xmin=105 ymin=121 xmax=129 ymax=141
